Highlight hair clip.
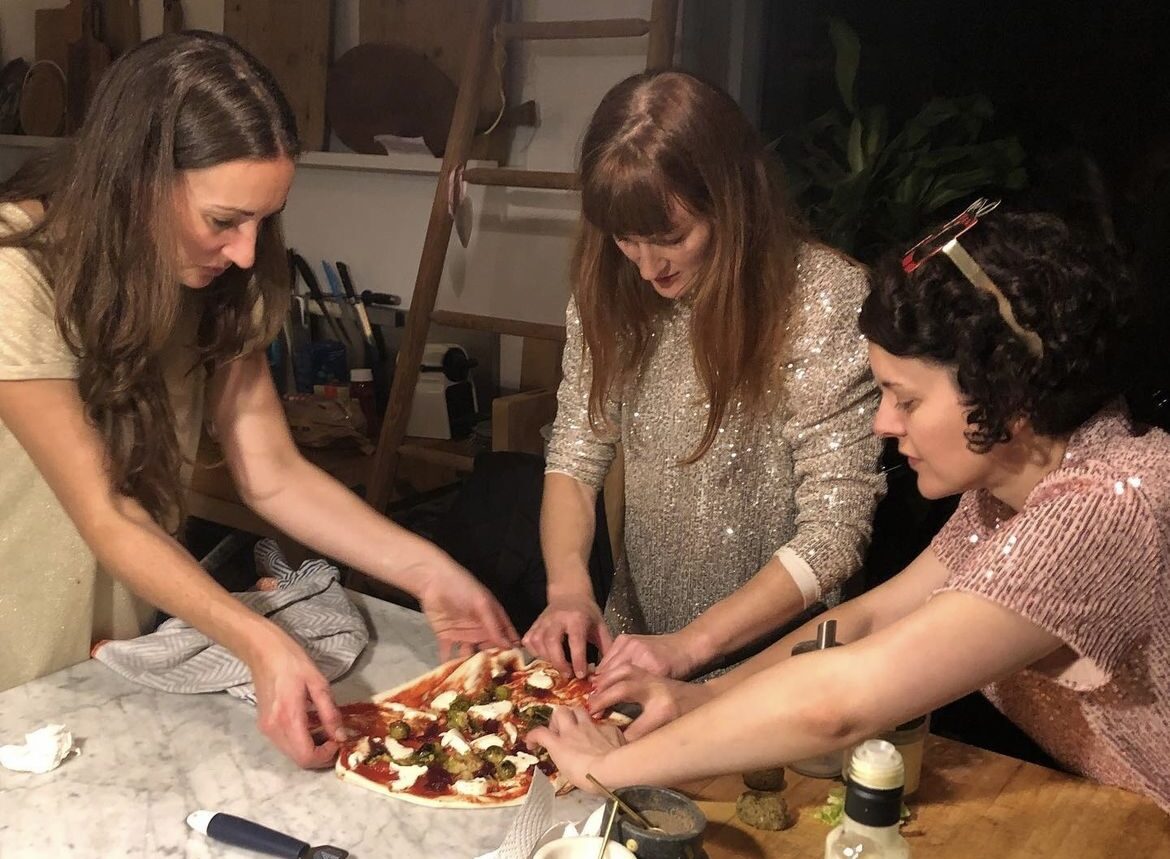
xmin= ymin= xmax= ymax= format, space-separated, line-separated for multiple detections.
xmin=900 ymin=198 xmax=1044 ymax=359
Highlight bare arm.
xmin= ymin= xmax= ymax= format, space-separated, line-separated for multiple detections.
xmin=208 ymin=352 xmax=518 ymax=652
xmin=0 ymin=375 xmax=340 ymax=767
xmin=535 ymin=586 xmax=1062 ymax=789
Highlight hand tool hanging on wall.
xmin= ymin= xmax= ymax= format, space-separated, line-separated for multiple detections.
xmin=289 ymin=250 xmax=347 ymax=344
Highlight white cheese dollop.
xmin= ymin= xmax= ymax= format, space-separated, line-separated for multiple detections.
xmin=384 ymin=702 xmax=438 ymax=721
xmin=389 ymin=763 xmax=429 ymax=791
xmin=525 ymin=669 xmax=555 ymax=690
xmin=440 ymin=729 xmax=471 ymax=754
xmin=504 ymin=751 xmax=541 ymax=774
xmin=430 ymin=690 xmax=459 ymax=711
xmin=470 ymin=734 xmax=505 ymax=751
xmin=345 ymin=737 xmax=372 ymax=769
xmin=383 ymin=738 xmax=415 ymax=762
xmin=502 ymin=721 xmax=519 ymax=744
xmin=453 ymin=777 xmax=490 ymax=796
xmin=467 ymin=700 xmax=514 ymax=721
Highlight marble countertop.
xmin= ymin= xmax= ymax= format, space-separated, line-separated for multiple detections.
xmin=0 ymin=593 xmax=601 ymax=858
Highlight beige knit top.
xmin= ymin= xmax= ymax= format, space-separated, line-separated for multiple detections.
xmin=547 ymin=244 xmax=883 ymax=652
xmin=932 ymin=406 xmax=1170 ymax=811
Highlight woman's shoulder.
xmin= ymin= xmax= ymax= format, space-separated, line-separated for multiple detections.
xmin=794 ymin=241 xmax=867 ymax=296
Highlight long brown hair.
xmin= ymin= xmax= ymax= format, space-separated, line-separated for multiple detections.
xmin=574 ymin=70 xmax=804 ymax=462
xmin=0 ymin=32 xmax=298 ymax=528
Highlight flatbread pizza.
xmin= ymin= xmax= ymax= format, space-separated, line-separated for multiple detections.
xmin=329 ymin=648 xmax=626 ymax=808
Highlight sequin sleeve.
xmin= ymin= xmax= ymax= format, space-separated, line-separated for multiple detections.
xmin=777 ymin=249 xmax=883 ymax=600
xmin=544 ymin=299 xmax=620 ymax=491
xmin=932 ymin=477 xmax=1160 ymax=685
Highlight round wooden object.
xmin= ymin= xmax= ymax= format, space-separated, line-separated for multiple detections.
xmin=19 ymin=60 xmax=68 ymax=137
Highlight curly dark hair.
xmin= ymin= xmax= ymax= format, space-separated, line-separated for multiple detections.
xmin=859 ymin=208 xmax=1134 ymax=450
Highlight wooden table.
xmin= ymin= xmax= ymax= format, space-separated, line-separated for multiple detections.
xmin=683 ymin=734 xmax=1169 ymax=858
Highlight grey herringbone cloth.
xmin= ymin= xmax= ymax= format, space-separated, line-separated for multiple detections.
xmin=92 ymin=539 xmax=369 ymax=703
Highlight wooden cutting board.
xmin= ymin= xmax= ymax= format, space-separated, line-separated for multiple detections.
xmin=19 ymin=60 xmax=68 ymax=137
xmin=35 ymin=1 xmax=84 ymax=72
xmin=359 ymin=0 xmax=505 ymax=128
xmin=104 ymin=0 xmax=140 ymax=57
xmin=223 ymin=0 xmax=330 ymax=150
xmin=66 ymin=0 xmax=112 ymax=131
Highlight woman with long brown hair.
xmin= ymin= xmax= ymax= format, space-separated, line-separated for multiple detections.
xmin=523 ymin=70 xmax=883 ymax=684
xmin=0 ymin=32 xmax=516 ymax=766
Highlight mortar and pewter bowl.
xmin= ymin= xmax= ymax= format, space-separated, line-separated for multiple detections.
xmin=611 ymin=786 xmax=706 ymax=859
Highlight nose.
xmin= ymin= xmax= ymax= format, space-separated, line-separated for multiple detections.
xmin=872 ymin=396 xmax=904 ymax=440
xmin=222 ymin=222 xmax=258 ymax=270
xmin=623 ymin=242 xmax=667 ymax=282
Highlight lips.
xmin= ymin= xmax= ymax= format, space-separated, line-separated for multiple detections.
xmin=654 ymin=272 xmax=679 ymax=287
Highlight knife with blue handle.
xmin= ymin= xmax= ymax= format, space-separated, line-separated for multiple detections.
xmin=187 ymin=810 xmax=349 ymax=859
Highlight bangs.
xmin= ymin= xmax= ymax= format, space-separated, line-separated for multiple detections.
xmin=581 ymin=153 xmax=680 ymax=239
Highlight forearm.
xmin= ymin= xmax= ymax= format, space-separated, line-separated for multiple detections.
xmin=540 ymin=472 xmax=598 ymax=598
xmin=595 ymin=648 xmax=880 ymax=787
xmin=239 ymin=456 xmax=451 ymax=595
xmin=87 ymin=500 xmax=277 ymax=661
xmin=678 ymin=556 xmax=806 ymax=668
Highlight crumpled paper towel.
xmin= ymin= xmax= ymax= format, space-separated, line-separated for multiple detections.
xmin=475 ymin=771 xmax=608 ymax=859
xmin=0 ymin=724 xmax=78 ymax=774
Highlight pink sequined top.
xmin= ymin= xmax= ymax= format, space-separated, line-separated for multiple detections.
xmin=931 ymin=407 xmax=1170 ymax=812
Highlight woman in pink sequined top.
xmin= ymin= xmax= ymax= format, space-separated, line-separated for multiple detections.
xmin=529 ymin=204 xmax=1170 ymax=813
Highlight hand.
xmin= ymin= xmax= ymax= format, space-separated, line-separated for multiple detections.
xmin=522 ymin=590 xmax=613 ymax=679
xmin=246 ymin=624 xmax=344 ymax=768
xmin=589 ymin=664 xmax=715 ymax=740
xmin=415 ymin=552 xmax=520 ymax=660
xmin=527 ymin=706 xmax=626 ymax=793
xmin=596 ymin=631 xmax=703 ymax=680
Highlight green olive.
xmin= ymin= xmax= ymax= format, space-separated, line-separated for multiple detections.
xmin=496 ymin=760 xmax=517 ymax=780
xmin=493 ymin=684 xmax=512 ymax=701
xmin=523 ymin=704 xmax=553 ymax=727
xmin=483 ymin=745 xmax=506 ymax=764
xmin=388 ymin=721 xmax=410 ymax=740
xmin=448 ymin=694 xmax=472 ymax=712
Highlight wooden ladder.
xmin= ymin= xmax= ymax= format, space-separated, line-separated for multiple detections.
xmin=365 ymin=0 xmax=680 ymax=513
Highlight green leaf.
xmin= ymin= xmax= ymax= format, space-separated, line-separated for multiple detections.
xmin=828 ymin=17 xmax=861 ymax=114
xmin=847 ymin=117 xmax=865 ymax=173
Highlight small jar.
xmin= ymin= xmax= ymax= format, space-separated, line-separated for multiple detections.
xmin=788 ymin=620 xmax=845 ymax=780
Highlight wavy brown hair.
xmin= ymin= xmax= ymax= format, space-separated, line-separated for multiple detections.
xmin=574 ymin=70 xmax=805 ymax=462
xmin=0 ymin=32 xmax=298 ymax=528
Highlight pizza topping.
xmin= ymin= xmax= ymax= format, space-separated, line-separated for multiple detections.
xmin=467 ymin=700 xmax=514 ymax=721
xmin=453 ymin=777 xmax=490 ymax=796
xmin=387 ymin=720 xmax=411 ymax=740
xmin=384 ymin=702 xmax=439 ymax=722
xmin=502 ymin=721 xmax=519 ymax=744
xmin=482 ymin=745 xmax=507 ymax=765
xmin=430 ymin=690 xmax=459 ymax=711
xmin=470 ymin=734 xmax=505 ymax=752
xmin=525 ymin=669 xmax=555 ymax=690
xmin=520 ymin=704 xmax=553 ymax=727
xmin=493 ymin=684 xmax=512 ymax=701
xmin=345 ymin=737 xmax=372 ymax=769
xmin=389 ymin=763 xmax=429 ymax=791
xmin=383 ymin=738 xmax=415 ymax=762
xmin=505 ymin=751 xmax=540 ymax=774
xmin=440 ymin=729 xmax=471 ymax=754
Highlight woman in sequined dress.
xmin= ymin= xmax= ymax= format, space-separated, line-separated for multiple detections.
xmin=530 ymin=205 xmax=1170 ymax=812
xmin=522 ymin=70 xmax=884 ymax=682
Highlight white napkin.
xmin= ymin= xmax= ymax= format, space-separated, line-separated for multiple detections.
xmin=0 ymin=724 xmax=77 ymax=774
xmin=475 ymin=772 xmax=608 ymax=859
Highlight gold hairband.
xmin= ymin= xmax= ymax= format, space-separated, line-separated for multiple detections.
xmin=902 ymin=199 xmax=1044 ymax=359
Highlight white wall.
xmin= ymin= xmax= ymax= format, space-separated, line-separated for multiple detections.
xmin=0 ymin=0 xmax=662 ymax=384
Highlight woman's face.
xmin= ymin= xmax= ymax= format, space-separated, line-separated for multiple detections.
xmin=868 ymin=343 xmax=999 ymax=499
xmin=172 ymin=157 xmax=295 ymax=289
xmin=612 ymin=199 xmax=712 ymax=300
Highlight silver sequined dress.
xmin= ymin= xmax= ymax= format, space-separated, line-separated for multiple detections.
xmin=546 ymin=244 xmax=883 ymax=648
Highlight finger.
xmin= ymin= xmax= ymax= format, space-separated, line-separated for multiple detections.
xmin=623 ymin=708 xmax=669 ymax=741
xmin=587 ymin=680 xmax=637 ymax=713
xmin=437 ymin=636 xmax=454 ymax=662
xmin=526 ymin=725 xmax=556 ymax=751
xmin=567 ymin=623 xmax=591 ymax=680
xmin=543 ymin=629 xmax=573 ymax=676
xmin=596 ymin=639 xmax=631 ymax=674
xmin=547 ymin=705 xmax=579 ymax=733
xmin=593 ymin=620 xmax=615 ymax=654
xmin=310 ymin=682 xmax=346 ymax=742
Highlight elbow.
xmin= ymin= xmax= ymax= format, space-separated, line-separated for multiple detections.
xmin=229 ymin=451 xmax=299 ymax=509
xmin=787 ymin=674 xmax=883 ymax=751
